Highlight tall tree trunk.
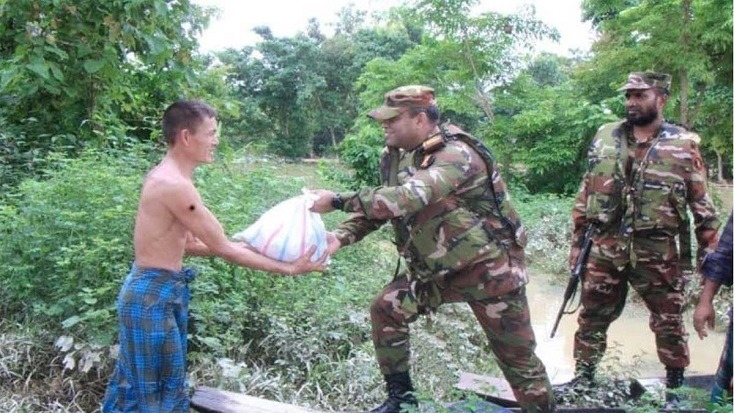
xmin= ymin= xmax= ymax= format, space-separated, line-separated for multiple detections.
xmin=461 ymin=36 xmax=494 ymax=122
xmin=716 ymin=151 xmax=723 ymax=182
xmin=678 ymin=0 xmax=691 ymax=127
xmin=329 ymin=127 xmax=337 ymax=148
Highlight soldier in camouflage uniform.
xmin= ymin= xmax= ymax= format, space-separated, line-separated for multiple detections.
xmin=565 ymin=72 xmax=720 ymax=403
xmin=311 ymin=85 xmax=553 ymax=413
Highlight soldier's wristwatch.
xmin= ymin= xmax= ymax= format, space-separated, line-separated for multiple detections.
xmin=331 ymin=193 xmax=344 ymax=210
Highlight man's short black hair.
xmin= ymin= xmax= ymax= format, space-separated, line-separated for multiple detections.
xmin=162 ymin=100 xmax=217 ymax=146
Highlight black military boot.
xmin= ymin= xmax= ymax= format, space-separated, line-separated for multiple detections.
xmin=572 ymin=364 xmax=596 ymax=387
xmin=664 ymin=367 xmax=684 ymax=406
xmin=565 ymin=364 xmax=597 ymax=388
xmin=554 ymin=364 xmax=596 ymax=403
xmin=368 ymin=372 xmax=418 ymax=413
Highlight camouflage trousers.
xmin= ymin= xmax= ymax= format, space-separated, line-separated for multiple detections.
xmin=574 ymin=236 xmax=690 ymax=370
xmin=370 ymin=257 xmax=553 ymax=411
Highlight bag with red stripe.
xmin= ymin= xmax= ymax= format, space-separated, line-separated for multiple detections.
xmin=232 ymin=190 xmax=328 ymax=263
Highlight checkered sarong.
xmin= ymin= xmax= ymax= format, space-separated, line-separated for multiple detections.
xmin=102 ymin=265 xmax=196 ymax=413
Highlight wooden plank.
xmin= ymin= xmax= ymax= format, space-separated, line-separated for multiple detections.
xmin=191 ymin=386 xmax=320 ymax=413
xmin=456 ymin=371 xmax=519 ymax=407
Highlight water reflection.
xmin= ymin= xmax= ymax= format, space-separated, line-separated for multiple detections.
xmin=527 ymin=274 xmax=727 ymax=383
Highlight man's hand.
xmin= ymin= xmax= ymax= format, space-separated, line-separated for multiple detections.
xmin=310 ymin=189 xmax=337 ymax=213
xmin=287 ymin=245 xmax=328 ymax=276
xmin=234 ymin=241 xmax=257 ymax=252
xmin=694 ymin=278 xmax=722 ymax=339
xmin=693 ymin=301 xmax=715 ymax=339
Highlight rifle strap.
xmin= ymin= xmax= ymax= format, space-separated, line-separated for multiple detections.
xmin=439 ymin=123 xmax=515 ymax=234
xmin=387 ymin=146 xmax=404 ymax=279
xmin=388 ymin=147 xmax=400 ymax=187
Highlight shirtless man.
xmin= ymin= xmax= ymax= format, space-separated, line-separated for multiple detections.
xmin=102 ymin=100 xmax=327 ymax=413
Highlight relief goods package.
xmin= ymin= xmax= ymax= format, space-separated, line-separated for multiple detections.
xmin=232 ymin=190 xmax=327 ymax=262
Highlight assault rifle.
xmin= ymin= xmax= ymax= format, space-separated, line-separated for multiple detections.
xmin=550 ymin=223 xmax=596 ymax=339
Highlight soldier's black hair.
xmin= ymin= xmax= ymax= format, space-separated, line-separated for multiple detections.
xmin=651 ymin=86 xmax=670 ymax=97
xmin=408 ymin=105 xmax=440 ymax=124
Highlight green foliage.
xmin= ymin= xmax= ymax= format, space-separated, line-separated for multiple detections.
xmin=513 ymin=191 xmax=575 ymax=275
xmin=216 ymin=12 xmax=419 ymax=158
xmin=0 ymin=0 xmax=236 ymax=188
xmin=0 ymin=149 xmax=150 ymax=342
xmin=490 ymin=60 xmax=619 ymax=193
xmin=216 ymin=33 xmax=326 ymax=158
xmin=337 ymin=3 xmax=559 ymax=190
xmin=330 ymin=120 xmax=385 ymax=188
xmin=0 ymin=118 xmax=58 ymax=192
xmin=0 ymin=0 xmax=213 ymax=138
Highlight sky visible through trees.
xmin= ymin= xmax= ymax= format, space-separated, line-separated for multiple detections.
xmin=194 ymin=0 xmax=596 ymax=56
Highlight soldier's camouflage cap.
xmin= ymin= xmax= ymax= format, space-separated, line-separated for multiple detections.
xmin=617 ymin=72 xmax=672 ymax=93
xmin=368 ymin=85 xmax=436 ymax=120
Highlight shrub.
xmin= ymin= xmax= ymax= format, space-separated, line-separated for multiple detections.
xmin=513 ymin=192 xmax=575 ymax=276
xmin=0 ymin=149 xmax=150 ymax=343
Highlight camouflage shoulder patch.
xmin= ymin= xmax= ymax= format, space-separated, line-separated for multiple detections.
xmin=421 ymin=134 xmax=445 ymax=154
xmin=597 ymin=120 xmax=624 ymax=135
xmin=418 ymin=153 xmax=436 ymax=169
xmin=414 ymin=133 xmax=445 ymax=169
xmin=680 ymin=131 xmax=701 ymax=144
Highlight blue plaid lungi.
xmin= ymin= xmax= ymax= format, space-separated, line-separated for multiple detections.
xmin=103 ymin=265 xmax=196 ymax=413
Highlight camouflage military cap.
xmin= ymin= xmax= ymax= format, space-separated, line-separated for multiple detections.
xmin=368 ymin=85 xmax=436 ymax=120
xmin=617 ymin=72 xmax=672 ymax=93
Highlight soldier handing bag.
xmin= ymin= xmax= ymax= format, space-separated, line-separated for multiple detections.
xmin=310 ymin=85 xmax=554 ymax=413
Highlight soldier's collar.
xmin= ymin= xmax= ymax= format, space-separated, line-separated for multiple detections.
xmin=425 ymin=130 xmax=442 ymax=141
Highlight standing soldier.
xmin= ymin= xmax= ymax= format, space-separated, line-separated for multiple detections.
xmin=311 ymin=85 xmax=553 ymax=413
xmin=565 ymin=72 xmax=720 ymax=404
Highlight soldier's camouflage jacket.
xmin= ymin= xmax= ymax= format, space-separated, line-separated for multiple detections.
xmin=571 ymin=120 xmax=720 ymax=269
xmin=333 ymin=124 xmax=527 ymax=298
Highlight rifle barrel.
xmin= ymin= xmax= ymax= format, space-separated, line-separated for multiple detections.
xmin=549 ymin=223 xmax=596 ymax=339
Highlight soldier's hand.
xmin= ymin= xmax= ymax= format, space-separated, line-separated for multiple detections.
xmin=326 ymin=232 xmax=341 ymax=255
xmin=309 ymin=189 xmax=337 ymax=213
xmin=692 ymin=301 xmax=715 ymax=339
xmin=569 ymin=247 xmax=581 ymax=271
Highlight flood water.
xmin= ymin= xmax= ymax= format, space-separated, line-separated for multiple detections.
xmin=526 ymin=273 xmax=727 ymax=383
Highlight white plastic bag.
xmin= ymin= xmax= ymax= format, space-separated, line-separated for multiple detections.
xmin=232 ymin=190 xmax=328 ymax=263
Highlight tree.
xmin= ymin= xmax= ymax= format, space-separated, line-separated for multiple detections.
xmin=490 ymin=55 xmax=617 ymax=193
xmin=217 ymin=27 xmax=326 ymax=158
xmin=407 ymin=0 xmax=558 ymax=122
xmin=339 ymin=0 xmax=558 ymax=187
xmin=218 ymin=8 xmax=419 ymax=158
xmin=0 ymin=0 xmax=219 ymax=187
